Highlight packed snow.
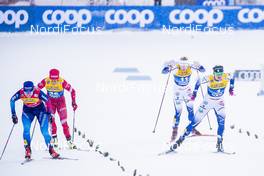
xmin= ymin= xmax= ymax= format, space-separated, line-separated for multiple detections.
xmin=0 ymin=30 xmax=264 ymax=176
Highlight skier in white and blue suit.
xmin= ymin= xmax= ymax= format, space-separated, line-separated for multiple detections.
xmin=170 ymin=65 xmax=235 ymax=152
xmin=162 ymin=57 xmax=205 ymax=142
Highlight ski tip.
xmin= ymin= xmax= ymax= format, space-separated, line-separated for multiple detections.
xmin=187 ymin=134 xmax=217 ymax=138
xmin=214 ymin=151 xmax=236 ymax=155
xmin=158 ymin=150 xmax=176 ymax=156
xmin=56 ymin=156 xmax=79 ymax=160
xmin=229 ymin=151 xmax=236 ymax=155
xmin=21 ymin=158 xmax=33 ymax=165
xmin=43 ymin=156 xmax=79 ymax=161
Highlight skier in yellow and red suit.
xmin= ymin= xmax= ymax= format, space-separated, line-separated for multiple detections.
xmin=38 ymin=68 xmax=78 ymax=149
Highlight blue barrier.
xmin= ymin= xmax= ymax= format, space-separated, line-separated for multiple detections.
xmin=0 ymin=6 xmax=264 ymax=32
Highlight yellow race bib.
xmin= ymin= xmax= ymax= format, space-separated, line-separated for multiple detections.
xmin=45 ymin=77 xmax=64 ymax=92
xmin=21 ymin=97 xmax=40 ymax=104
xmin=175 ymin=64 xmax=192 ymax=77
xmin=208 ymin=74 xmax=229 ymax=89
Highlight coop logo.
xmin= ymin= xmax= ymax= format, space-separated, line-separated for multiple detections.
xmin=0 ymin=10 xmax=28 ymax=28
xmin=202 ymin=0 xmax=226 ymax=6
xmin=238 ymin=8 xmax=264 ymax=23
xmin=169 ymin=9 xmax=224 ymax=27
xmin=42 ymin=9 xmax=92 ymax=27
xmin=105 ymin=9 xmax=154 ymax=27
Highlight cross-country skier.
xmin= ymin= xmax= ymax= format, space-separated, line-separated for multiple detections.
xmin=38 ymin=69 xmax=77 ymax=149
xmin=170 ymin=65 xmax=235 ymax=152
xmin=10 ymin=81 xmax=60 ymax=159
xmin=162 ymin=57 xmax=206 ymax=142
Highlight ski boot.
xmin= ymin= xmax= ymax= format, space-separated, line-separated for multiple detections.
xmin=67 ymin=138 xmax=77 ymax=149
xmin=216 ymin=138 xmax=224 ymax=152
xmin=25 ymin=145 xmax=31 ymax=159
xmin=49 ymin=146 xmax=60 ymax=158
xmin=170 ymin=136 xmax=184 ymax=151
xmin=192 ymin=128 xmax=202 ymax=136
xmin=170 ymin=127 xmax=178 ymax=143
xmin=51 ymin=135 xmax=59 ymax=148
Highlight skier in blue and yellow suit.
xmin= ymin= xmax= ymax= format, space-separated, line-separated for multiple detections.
xmin=10 ymin=81 xmax=59 ymax=159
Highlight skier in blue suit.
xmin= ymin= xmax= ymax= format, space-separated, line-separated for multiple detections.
xmin=10 ymin=81 xmax=60 ymax=159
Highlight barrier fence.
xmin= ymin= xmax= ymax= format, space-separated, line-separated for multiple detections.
xmin=0 ymin=6 xmax=264 ymax=32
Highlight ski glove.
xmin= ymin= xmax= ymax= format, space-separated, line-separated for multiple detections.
xmin=229 ymin=88 xmax=234 ymax=96
xmin=198 ymin=65 xmax=206 ymax=73
xmin=12 ymin=114 xmax=18 ymax=124
xmin=162 ymin=64 xmax=174 ymax=74
xmin=191 ymin=91 xmax=197 ymax=101
xmin=72 ymin=101 xmax=78 ymax=111
xmin=162 ymin=66 xmax=170 ymax=74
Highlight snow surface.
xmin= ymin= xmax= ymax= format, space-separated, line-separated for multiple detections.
xmin=0 ymin=30 xmax=264 ymax=176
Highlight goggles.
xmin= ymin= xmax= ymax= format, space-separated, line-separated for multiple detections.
xmin=214 ymin=72 xmax=223 ymax=77
xmin=24 ymin=87 xmax=33 ymax=93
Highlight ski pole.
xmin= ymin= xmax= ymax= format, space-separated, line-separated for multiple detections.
xmin=152 ymin=71 xmax=172 ymax=133
xmin=0 ymin=124 xmax=15 ymax=160
xmin=30 ymin=118 xmax=37 ymax=142
xmin=196 ymin=70 xmax=212 ymax=130
xmin=72 ymin=111 xmax=76 ymax=142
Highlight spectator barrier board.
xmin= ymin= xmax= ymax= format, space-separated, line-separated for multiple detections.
xmin=0 ymin=6 xmax=264 ymax=32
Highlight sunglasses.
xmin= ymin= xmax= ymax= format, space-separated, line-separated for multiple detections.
xmin=24 ymin=87 xmax=33 ymax=93
xmin=214 ymin=72 xmax=223 ymax=76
